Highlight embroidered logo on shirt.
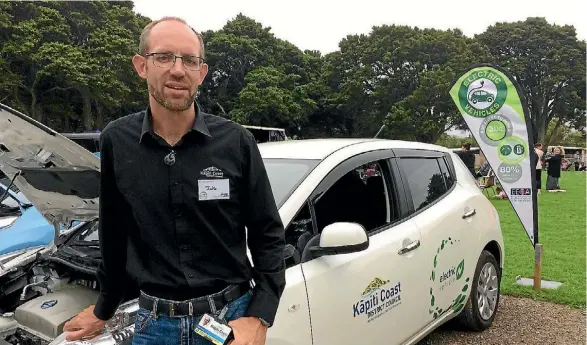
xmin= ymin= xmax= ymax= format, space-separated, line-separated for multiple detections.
xmin=200 ymin=166 xmax=224 ymax=178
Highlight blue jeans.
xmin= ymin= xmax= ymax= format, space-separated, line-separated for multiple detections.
xmin=132 ymin=291 xmax=251 ymax=345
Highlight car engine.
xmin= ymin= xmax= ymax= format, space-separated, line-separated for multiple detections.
xmin=1 ymin=260 xmax=100 ymax=345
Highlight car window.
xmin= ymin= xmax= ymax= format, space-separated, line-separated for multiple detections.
xmin=263 ymin=158 xmax=319 ymax=207
xmin=313 ymin=160 xmax=393 ymax=233
xmin=437 ymin=157 xmax=455 ymax=189
xmin=398 ymin=157 xmax=448 ymax=212
xmin=283 ymin=159 xmax=397 ymax=268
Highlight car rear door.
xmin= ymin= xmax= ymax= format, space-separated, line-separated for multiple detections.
xmin=298 ymin=149 xmax=427 ymax=345
xmin=394 ymin=149 xmax=478 ymax=328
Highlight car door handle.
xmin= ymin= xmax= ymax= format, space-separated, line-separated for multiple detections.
xmin=398 ymin=240 xmax=420 ymax=255
xmin=462 ymin=209 xmax=476 ymax=219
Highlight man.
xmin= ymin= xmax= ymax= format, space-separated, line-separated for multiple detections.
xmin=457 ymin=142 xmax=476 ymax=177
xmin=62 ymin=17 xmax=286 ymax=345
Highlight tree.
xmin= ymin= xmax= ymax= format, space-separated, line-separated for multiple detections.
xmin=322 ymin=24 xmax=489 ymax=142
xmin=0 ymin=1 xmax=149 ymax=131
xmin=545 ymin=120 xmax=586 ymax=147
xmin=230 ymin=66 xmax=317 ymax=135
xmin=477 ymin=17 xmax=586 ymax=144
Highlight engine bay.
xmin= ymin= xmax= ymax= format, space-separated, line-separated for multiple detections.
xmin=1 ymin=260 xmax=100 ymax=345
xmin=1 ymin=221 xmax=138 ymax=345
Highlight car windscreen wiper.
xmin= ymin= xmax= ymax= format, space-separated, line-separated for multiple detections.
xmin=0 ymin=171 xmax=31 ymax=209
xmin=0 ymin=172 xmax=18 ymax=205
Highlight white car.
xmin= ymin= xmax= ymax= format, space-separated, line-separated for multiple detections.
xmin=0 ymin=103 xmax=504 ymax=345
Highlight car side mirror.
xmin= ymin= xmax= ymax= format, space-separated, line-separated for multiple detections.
xmin=310 ymin=222 xmax=369 ymax=257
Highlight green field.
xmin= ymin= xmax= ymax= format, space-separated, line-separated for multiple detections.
xmin=490 ymin=171 xmax=586 ymax=308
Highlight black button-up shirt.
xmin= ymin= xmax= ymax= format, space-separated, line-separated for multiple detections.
xmin=94 ymin=104 xmax=286 ymax=325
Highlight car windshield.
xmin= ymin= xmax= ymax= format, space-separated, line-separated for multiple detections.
xmin=71 ymin=221 xmax=99 ymax=245
xmin=262 ymin=158 xmax=319 ymax=207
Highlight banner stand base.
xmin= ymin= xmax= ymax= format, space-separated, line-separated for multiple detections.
xmin=514 ymin=276 xmax=563 ymax=290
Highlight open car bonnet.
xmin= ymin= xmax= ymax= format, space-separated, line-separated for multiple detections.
xmin=0 ymin=103 xmax=100 ymax=230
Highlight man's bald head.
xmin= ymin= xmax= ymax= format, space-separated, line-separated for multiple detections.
xmin=138 ymin=16 xmax=205 ymax=59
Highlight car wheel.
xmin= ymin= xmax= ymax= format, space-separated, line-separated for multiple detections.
xmin=457 ymin=250 xmax=501 ymax=331
xmin=487 ymin=96 xmax=494 ymax=103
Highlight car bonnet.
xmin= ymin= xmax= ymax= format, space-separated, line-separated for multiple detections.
xmin=0 ymin=103 xmax=100 ymax=230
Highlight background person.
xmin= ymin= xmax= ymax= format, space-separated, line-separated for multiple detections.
xmin=545 ymin=146 xmax=565 ymax=192
xmin=493 ymin=186 xmax=508 ymax=199
xmin=457 ymin=142 xmax=476 ymax=177
xmin=534 ymin=143 xmax=544 ymax=194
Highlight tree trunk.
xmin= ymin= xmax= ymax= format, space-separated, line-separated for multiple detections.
xmin=94 ymin=100 xmax=104 ymax=129
xmin=34 ymin=102 xmax=43 ymax=124
xmin=12 ymin=84 xmax=28 ymax=115
xmin=545 ymin=118 xmax=563 ymax=148
xmin=29 ymin=74 xmax=42 ymax=121
xmin=80 ymin=86 xmax=93 ymax=130
xmin=535 ymin=116 xmax=548 ymax=145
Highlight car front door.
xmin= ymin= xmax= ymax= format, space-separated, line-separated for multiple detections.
xmin=298 ymin=150 xmax=427 ymax=345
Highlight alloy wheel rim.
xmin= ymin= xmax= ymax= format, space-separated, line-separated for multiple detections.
xmin=476 ymin=262 xmax=499 ymax=320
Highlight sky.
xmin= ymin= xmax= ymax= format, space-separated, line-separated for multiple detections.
xmin=133 ymin=0 xmax=586 ymax=55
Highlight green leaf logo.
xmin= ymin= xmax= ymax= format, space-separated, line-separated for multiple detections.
xmin=456 ymin=259 xmax=465 ymax=280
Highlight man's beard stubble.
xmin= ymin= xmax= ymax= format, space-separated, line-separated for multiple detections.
xmin=148 ymin=81 xmax=197 ymax=112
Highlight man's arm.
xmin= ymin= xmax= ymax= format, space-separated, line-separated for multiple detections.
xmin=241 ymin=131 xmax=286 ymax=327
xmin=93 ymin=130 xmax=130 ymax=321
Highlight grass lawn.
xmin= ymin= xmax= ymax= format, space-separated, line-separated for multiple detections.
xmin=490 ymin=171 xmax=586 ymax=309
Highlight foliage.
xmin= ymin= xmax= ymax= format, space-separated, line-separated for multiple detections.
xmin=0 ymin=4 xmax=584 ymax=143
xmin=477 ymin=17 xmax=586 ymax=145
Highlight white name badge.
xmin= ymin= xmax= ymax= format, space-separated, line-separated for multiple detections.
xmin=198 ymin=179 xmax=230 ymax=201
xmin=194 ymin=313 xmax=233 ymax=345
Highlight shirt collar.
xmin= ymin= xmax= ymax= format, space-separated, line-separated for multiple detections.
xmin=139 ymin=102 xmax=212 ymax=143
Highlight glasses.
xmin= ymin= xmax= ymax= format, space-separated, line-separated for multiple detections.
xmin=144 ymin=53 xmax=205 ymax=71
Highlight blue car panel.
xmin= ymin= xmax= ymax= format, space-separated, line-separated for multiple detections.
xmin=0 ymin=182 xmax=55 ymax=256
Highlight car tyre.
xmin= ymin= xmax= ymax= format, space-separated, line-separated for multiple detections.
xmin=457 ymin=250 xmax=501 ymax=331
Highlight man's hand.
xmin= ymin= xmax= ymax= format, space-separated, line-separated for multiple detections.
xmin=227 ymin=316 xmax=268 ymax=345
xmin=63 ymin=305 xmax=106 ymax=341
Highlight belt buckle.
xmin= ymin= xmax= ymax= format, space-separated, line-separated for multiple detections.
xmin=223 ymin=284 xmax=239 ymax=302
xmin=169 ymin=302 xmax=175 ymax=317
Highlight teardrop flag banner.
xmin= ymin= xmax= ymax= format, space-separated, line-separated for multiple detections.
xmin=449 ymin=63 xmax=538 ymax=248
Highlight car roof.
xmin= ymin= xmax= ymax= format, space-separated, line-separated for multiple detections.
xmin=258 ymin=138 xmax=451 ymax=159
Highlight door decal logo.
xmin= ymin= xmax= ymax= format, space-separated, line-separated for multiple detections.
xmin=352 ymin=277 xmax=402 ymax=322
xmin=429 ymin=237 xmax=470 ymax=319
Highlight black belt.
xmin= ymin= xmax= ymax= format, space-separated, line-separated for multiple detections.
xmin=138 ymin=282 xmax=251 ymax=317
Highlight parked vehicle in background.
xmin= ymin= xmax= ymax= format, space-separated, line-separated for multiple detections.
xmin=242 ymin=125 xmax=288 ymax=143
